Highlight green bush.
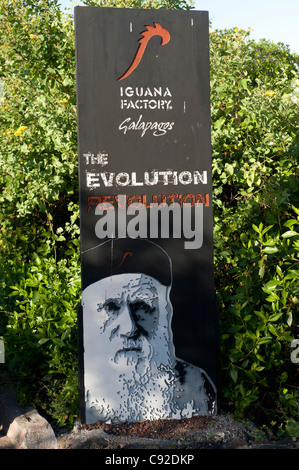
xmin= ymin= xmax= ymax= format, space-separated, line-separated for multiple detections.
xmin=210 ymin=28 xmax=299 ymax=433
xmin=0 ymin=1 xmax=298 ymax=432
xmin=0 ymin=0 xmax=80 ymax=426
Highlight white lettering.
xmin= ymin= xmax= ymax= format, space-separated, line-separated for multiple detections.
xmin=100 ymin=172 xmax=114 ymax=187
xmin=115 ymin=172 xmax=130 ymax=186
xmin=120 ymin=86 xmax=172 ymax=98
xmin=119 ymin=114 xmax=175 ymax=137
xmin=193 ymin=170 xmax=207 ymax=184
xmin=144 ymin=171 xmax=159 ymax=186
xmin=131 ymin=172 xmax=144 ymax=186
xmin=105 ymin=454 xmax=140 ymax=467
xmin=86 ymin=172 xmax=100 ymax=188
xmin=179 ymin=171 xmax=193 ymax=185
xmin=159 ymin=171 xmax=173 ymax=185
xmin=86 ymin=170 xmax=208 ymax=189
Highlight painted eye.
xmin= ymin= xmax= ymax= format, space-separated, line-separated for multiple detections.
xmin=106 ymin=301 xmax=120 ymax=312
xmin=98 ymin=300 xmax=120 ymax=314
xmin=130 ymin=301 xmax=153 ymax=316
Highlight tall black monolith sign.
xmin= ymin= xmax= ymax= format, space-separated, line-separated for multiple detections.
xmin=75 ymin=6 xmax=219 ymax=424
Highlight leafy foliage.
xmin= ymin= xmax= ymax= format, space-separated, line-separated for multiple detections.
xmin=0 ymin=2 xmax=298 ymax=432
xmin=82 ymin=0 xmax=193 ymax=10
xmin=210 ymin=28 xmax=299 ymax=433
xmin=0 ymin=0 xmax=80 ymax=426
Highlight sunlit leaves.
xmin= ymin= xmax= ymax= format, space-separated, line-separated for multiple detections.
xmin=211 ymin=28 xmax=299 ymax=433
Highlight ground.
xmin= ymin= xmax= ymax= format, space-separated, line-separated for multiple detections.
xmin=56 ymin=412 xmax=299 ymax=449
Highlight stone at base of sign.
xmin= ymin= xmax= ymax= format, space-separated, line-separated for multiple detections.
xmin=0 ymin=389 xmax=58 ymax=449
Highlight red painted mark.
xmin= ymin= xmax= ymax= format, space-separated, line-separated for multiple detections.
xmin=115 ymin=251 xmax=133 ymax=269
xmin=117 ymin=23 xmax=170 ymax=81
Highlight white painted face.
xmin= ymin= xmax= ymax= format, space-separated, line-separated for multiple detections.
xmin=82 ymin=273 xmax=176 ymax=378
xmin=82 ymin=272 xmax=215 ymax=423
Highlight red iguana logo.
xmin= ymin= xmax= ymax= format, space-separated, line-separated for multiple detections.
xmin=115 ymin=251 xmax=133 ymax=269
xmin=117 ymin=23 xmax=171 ymax=81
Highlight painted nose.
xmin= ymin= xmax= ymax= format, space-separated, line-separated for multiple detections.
xmin=118 ymin=305 xmax=137 ymax=338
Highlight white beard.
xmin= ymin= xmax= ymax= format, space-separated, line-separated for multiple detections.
xmin=85 ymin=357 xmax=185 ymax=423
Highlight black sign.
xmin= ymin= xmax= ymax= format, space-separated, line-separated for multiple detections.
xmin=75 ymin=6 xmax=219 ymax=424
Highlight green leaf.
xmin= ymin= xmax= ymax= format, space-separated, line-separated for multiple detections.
xmin=262 ymin=225 xmax=273 ymax=236
xmin=268 ymin=323 xmax=278 ymax=336
xmin=243 ymin=314 xmax=252 ymax=321
xmin=32 ymin=291 xmax=40 ymax=303
xmin=240 ymin=78 xmax=249 ymax=90
xmin=214 ymin=117 xmax=226 ymax=130
xmin=283 ymin=219 xmax=297 ymax=228
xmin=287 ymin=312 xmax=293 ymax=327
xmin=276 ymin=265 xmax=283 ymax=278
xmin=282 ymin=230 xmax=298 ymax=238
xmin=269 ymin=312 xmax=283 ymax=322
xmin=52 ymin=338 xmax=65 ymax=347
xmin=263 ymin=246 xmax=278 ymax=254
xmin=226 ymin=163 xmax=234 ymax=176
xmin=258 ymin=336 xmax=272 ymax=344
xmin=259 ymin=265 xmax=265 ymax=279
xmin=263 ymin=280 xmax=278 ymax=290
xmin=38 ymin=338 xmax=49 ymax=346
xmin=284 ymin=270 xmax=299 ymax=280
xmin=280 ymin=371 xmax=288 ymax=382
xmin=252 ymin=224 xmax=260 ymax=234
xmin=32 ymin=252 xmax=41 ymax=265
xmin=264 ymin=239 xmax=276 ymax=246
xmin=230 ymin=367 xmax=238 ymax=383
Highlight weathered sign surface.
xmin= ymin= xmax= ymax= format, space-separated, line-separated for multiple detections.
xmin=75 ymin=6 xmax=219 ymax=424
